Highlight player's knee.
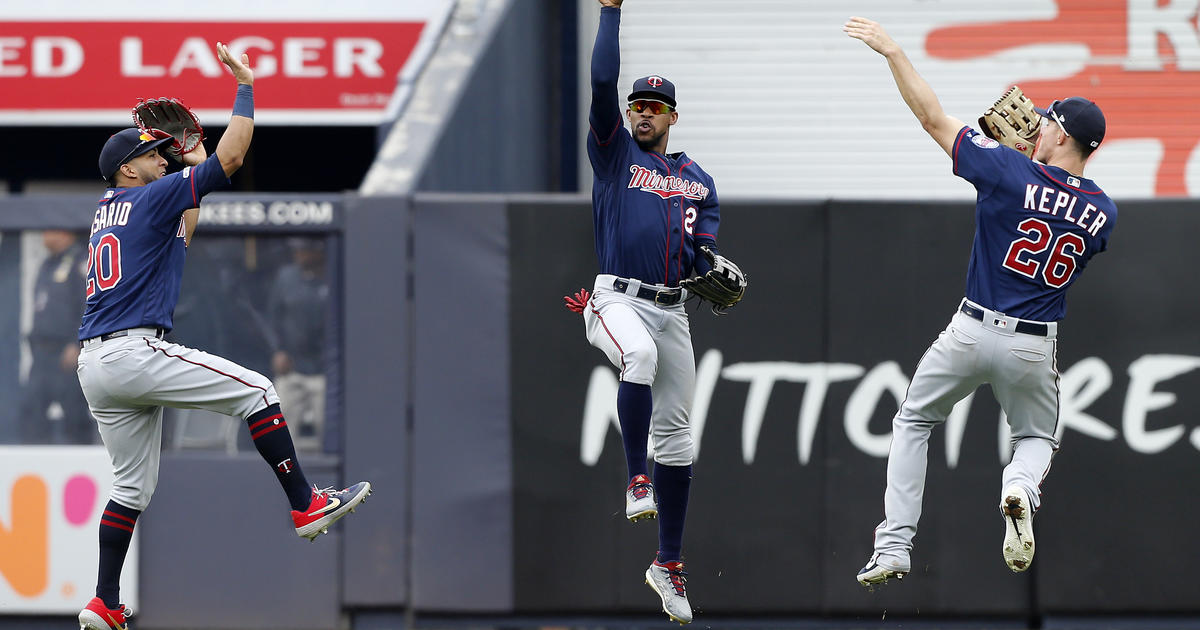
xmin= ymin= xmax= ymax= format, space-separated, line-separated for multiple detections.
xmin=652 ymin=427 xmax=694 ymax=466
xmin=112 ymin=482 xmax=154 ymax=512
xmin=622 ymin=345 xmax=658 ymax=380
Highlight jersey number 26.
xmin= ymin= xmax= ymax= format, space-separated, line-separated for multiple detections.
xmin=85 ymin=233 xmax=123 ymax=298
xmin=1002 ymin=218 xmax=1085 ymax=289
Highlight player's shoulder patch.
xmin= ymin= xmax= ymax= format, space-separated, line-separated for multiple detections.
xmin=970 ymin=133 xmax=1001 ymax=149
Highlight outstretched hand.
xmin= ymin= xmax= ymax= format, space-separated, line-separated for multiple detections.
xmin=843 ymin=16 xmax=900 ymax=57
xmin=216 ymin=42 xmax=254 ymax=85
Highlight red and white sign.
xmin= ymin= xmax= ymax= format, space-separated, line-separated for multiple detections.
xmin=0 ymin=21 xmax=429 ymax=124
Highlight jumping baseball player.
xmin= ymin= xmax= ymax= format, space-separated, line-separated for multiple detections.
xmin=843 ymin=17 xmax=1116 ymax=586
xmin=563 ymin=0 xmax=745 ymax=623
xmin=76 ymin=43 xmax=370 ymax=630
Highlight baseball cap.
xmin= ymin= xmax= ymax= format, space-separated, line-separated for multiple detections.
xmin=627 ymin=75 xmax=676 ymax=108
xmin=1034 ymin=97 xmax=1106 ymax=149
xmin=98 ymin=128 xmax=175 ymax=181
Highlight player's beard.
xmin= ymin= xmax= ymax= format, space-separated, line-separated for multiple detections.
xmin=634 ymin=127 xmax=667 ymax=153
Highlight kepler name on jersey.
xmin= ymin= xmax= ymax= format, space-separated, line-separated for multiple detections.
xmin=1023 ymin=183 xmax=1108 ymax=236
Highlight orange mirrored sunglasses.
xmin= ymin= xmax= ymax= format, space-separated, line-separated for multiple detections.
xmin=629 ymin=99 xmax=674 ymax=115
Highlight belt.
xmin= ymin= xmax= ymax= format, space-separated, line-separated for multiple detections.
xmin=613 ymin=278 xmax=683 ymax=306
xmin=80 ymin=327 xmax=165 ymax=348
xmin=959 ymin=303 xmax=1048 ymax=336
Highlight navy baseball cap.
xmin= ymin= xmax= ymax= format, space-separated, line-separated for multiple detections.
xmin=628 ymin=75 xmax=676 ymax=108
xmin=98 ymin=128 xmax=174 ymax=181
xmin=1035 ymin=97 xmax=1106 ymax=150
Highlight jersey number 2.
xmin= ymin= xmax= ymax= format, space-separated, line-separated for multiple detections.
xmin=1002 ymin=218 xmax=1085 ymax=288
xmin=85 ymin=233 xmax=123 ymax=298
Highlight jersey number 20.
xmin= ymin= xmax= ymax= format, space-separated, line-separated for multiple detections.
xmin=85 ymin=233 xmax=123 ymax=298
xmin=1002 ymin=218 xmax=1085 ymax=289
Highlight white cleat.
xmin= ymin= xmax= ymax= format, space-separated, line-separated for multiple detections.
xmin=625 ymin=474 xmax=657 ymax=523
xmin=1001 ymin=484 xmax=1035 ymax=572
xmin=856 ymin=554 xmax=909 ymax=587
xmin=645 ymin=559 xmax=692 ymax=624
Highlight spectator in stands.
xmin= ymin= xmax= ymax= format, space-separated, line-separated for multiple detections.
xmin=267 ymin=237 xmax=329 ymax=450
xmin=19 ymin=229 xmax=95 ymax=444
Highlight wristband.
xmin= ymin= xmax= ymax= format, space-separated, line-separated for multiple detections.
xmin=233 ymin=84 xmax=254 ymax=119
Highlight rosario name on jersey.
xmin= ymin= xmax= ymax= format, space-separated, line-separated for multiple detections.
xmin=952 ymin=127 xmax=1117 ymax=322
xmin=79 ymin=156 xmax=230 ymax=340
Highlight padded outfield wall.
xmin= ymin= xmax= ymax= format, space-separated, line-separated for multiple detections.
xmin=0 ymin=195 xmax=1198 ymax=628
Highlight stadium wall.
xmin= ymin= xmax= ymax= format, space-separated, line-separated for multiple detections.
xmin=1 ymin=195 xmax=1199 ymax=627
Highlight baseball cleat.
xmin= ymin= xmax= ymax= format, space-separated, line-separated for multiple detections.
xmin=292 ymin=481 xmax=372 ymax=541
xmin=625 ymin=474 xmax=657 ymax=522
xmin=856 ymin=555 xmax=909 ymax=587
xmin=1001 ymin=484 xmax=1035 ymax=572
xmin=79 ymin=596 xmax=132 ymax=630
xmin=645 ymin=558 xmax=692 ymax=624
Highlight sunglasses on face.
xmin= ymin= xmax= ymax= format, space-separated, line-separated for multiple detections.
xmin=629 ymin=100 xmax=674 ymax=115
xmin=1043 ymin=100 xmax=1070 ymax=136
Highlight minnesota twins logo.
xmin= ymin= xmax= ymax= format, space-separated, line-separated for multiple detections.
xmin=276 ymin=458 xmax=294 ymax=474
xmin=647 ymin=76 xmax=664 ymax=88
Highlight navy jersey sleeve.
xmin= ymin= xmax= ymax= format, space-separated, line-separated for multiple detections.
xmin=140 ymin=156 xmax=230 ymax=230
xmin=691 ymin=177 xmax=721 ymax=275
xmin=951 ymin=126 xmax=1027 ymax=198
xmin=586 ymin=7 xmax=630 ymax=180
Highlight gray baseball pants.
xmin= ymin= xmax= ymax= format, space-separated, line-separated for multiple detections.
xmin=77 ymin=328 xmax=280 ymax=511
xmin=872 ymin=300 xmax=1059 ymax=570
xmin=584 ymin=274 xmax=695 ymax=466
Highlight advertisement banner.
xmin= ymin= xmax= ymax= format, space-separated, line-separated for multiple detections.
xmin=0 ymin=446 xmax=135 ymax=614
xmin=0 ymin=1 xmax=453 ymax=124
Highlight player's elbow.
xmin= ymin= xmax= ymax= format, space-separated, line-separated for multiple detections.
xmin=219 ymin=153 xmax=244 ymax=176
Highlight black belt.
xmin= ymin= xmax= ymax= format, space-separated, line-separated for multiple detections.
xmin=80 ymin=328 xmax=166 ymax=347
xmin=613 ymin=278 xmax=683 ymax=305
xmin=959 ymin=303 xmax=1048 ymax=336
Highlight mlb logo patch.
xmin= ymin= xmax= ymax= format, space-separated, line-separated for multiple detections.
xmin=971 ymin=134 xmax=1000 ymax=149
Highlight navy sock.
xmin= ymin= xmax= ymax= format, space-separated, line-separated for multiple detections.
xmin=96 ymin=500 xmax=140 ymax=609
xmin=246 ymin=404 xmax=312 ymax=511
xmin=617 ymin=382 xmax=653 ymax=480
xmin=654 ymin=462 xmax=692 ymax=562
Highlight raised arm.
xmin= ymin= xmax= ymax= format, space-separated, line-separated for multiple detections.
xmin=589 ymin=1 xmax=624 ymax=142
xmin=843 ymin=17 xmax=964 ymax=157
xmin=214 ymin=42 xmax=255 ymax=177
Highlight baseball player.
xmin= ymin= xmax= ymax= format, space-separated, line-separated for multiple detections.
xmin=843 ymin=17 xmax=1116 ymax=586
xmin=76 ymin=43 xmax=370 ymax=630
xmin=565 ymin=0 xmax=743 ymax=623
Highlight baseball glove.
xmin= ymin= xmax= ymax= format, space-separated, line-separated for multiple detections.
xmin=978 ymin=86 xmax=1041 ymax=159
xmin=681 ymin=245 xmax=747 ymax=315
xmin=132 ymin=97 xmax=205 ymax=161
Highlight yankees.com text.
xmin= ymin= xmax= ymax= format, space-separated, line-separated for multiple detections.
xmin=580 ymin=350 xmax=1200 ymax=466
xmin=199 ymin=201 xmax=334 ymax=226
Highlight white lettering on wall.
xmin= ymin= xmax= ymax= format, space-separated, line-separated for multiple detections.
xmin=1122 ymin=354 xmax=1200 ymax=453
xmin=1124 ymin=0 xmax=1200 ymax=70
xmin=577 ymin=350 xmax=1200 ymax=466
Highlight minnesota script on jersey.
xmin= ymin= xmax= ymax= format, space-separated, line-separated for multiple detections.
xmin=953 ymin=127 xmax=1117 ymax=321
xmin=586 ymin=13 xmax=720 ymax=287
xmin=79 ymin=157 xmax=229 ymax=339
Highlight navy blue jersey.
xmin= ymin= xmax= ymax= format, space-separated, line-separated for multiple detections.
xmin=952 ymin=126 xmax=1116 ymax=321
xmin=79 ymin=156 xmax=229 ymax=339
xmin=588 ymin=7 xmax=720 ymax=287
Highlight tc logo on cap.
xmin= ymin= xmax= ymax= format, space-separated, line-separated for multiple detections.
xmin=647 ymin=76 xmax=663 ymax=88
